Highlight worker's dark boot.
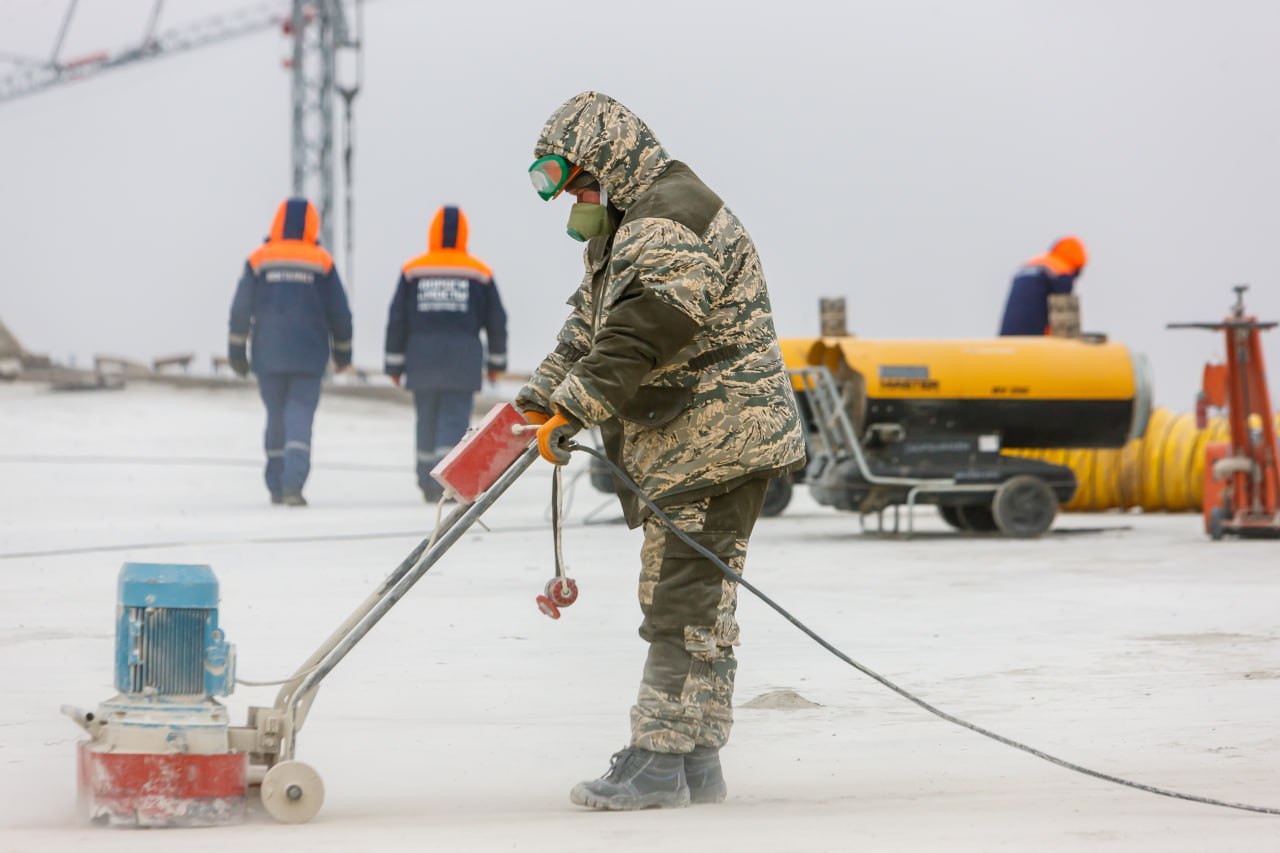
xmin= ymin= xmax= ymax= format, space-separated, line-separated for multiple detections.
xmin=569 ymin=747 xmax=690 ymax=810
xmin=684 ymin=745 xmax=727 ymax=804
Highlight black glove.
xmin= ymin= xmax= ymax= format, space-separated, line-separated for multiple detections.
xmin=333 ymin=341 xmax=353 ymax=370
xmin=228 ymin=342 xmax=249 ymax=378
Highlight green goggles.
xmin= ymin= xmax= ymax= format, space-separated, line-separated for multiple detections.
xmin=529 ymin=154 xmax=583 ymax=201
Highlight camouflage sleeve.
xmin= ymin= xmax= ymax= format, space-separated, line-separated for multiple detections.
xmin=549 ymin=219 xmax=712 ymax=427
xmin=514 ymin=275 xmax=593 ymax=415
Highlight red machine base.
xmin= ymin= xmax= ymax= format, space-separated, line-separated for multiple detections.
xmin=78 ymin=743 xmax=247 ymax=827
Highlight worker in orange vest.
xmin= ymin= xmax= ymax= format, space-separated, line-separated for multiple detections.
xmin=384 ymin=206 xmax=508 ymax=502
xmin=229 ymin=198 xmax=353 ymax=506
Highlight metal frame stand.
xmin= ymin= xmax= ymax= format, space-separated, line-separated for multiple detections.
xmin=792 ymin=366 xmax=999 ymax=536
xmin=230 ymin=445 xmax=541 ymax=765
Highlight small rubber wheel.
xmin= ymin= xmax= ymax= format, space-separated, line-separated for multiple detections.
xmin=545 ymin=577 xmax=578 ymax=607
xmin=1208 ymin=505 xmax=1227 ymax=541
xmin=992 ymin=475 xmax=1057 ymax=538
xmin=760 ymin=477 xmax=793 ymax=518
xmin=536 ymin=595 xmax=561 ymax=619
xmin=261 ymin=760 xmax=325 ymax=824
xmin=938 ymin=505 xmax=970 ymax=531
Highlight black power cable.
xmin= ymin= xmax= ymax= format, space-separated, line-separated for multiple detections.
xmin=570 ymin=443 xmax=1279 ymax=817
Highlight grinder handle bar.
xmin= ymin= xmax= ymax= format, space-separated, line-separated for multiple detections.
xmin=268 ymin=443 xmax=542 ymax=761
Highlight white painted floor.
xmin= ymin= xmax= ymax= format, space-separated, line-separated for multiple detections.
xmin=1 ymin=382 xmax=1276 ymax=851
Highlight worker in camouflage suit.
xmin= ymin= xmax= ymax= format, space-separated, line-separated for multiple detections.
xmin=517 ymin=92 xmax=805 ymax=810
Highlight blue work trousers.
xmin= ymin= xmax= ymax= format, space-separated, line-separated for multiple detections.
xmin=258 ymin=372 xmax=323 ymax=497
xmin=414 ymin=389 xmax=473 ymax=494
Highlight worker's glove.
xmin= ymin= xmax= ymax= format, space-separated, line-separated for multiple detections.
xmin=228 ymin=342 xmax=249 ymax=378
xmin=521 ymin=408 xmax=550 ymax=426
xmin=332 ymin=343 xmax=352 ymax=371
xmin=388 ymin=372 xmax=403 ymax=388
xmin=536 ymin=411 xmax=580 ymax=465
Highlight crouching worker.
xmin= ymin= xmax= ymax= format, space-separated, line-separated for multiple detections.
xmin=229 ymin=198 xmax=353 ymax=507
xmin=998 ymin=236 xmax=1087 ymax=336
xmin=384 ymin=206 xmax=508 ymax=502
xmin=517 ymin=92 xmax=805 ymax=810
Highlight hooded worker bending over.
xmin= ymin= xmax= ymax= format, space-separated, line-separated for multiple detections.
xmin=229 ymin=198 xmax=353 ymax=507
xmin=517 ymin=91 xmax=805 ymax=810
xmin=998 ymin=236 xmax=1087 ymax=336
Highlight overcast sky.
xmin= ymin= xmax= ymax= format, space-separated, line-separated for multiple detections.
xmin=2 ymin=0 xmax=1278 ymax=409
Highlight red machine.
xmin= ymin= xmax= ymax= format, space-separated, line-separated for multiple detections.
xmin=430 ymin=402 xmax=535 ymax=503
xmin=1170 ymin=285 xmax=1280 ymax=539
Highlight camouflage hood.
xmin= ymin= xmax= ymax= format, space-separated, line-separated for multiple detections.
xmin=533 ymin=92 xmax=671 ymax=210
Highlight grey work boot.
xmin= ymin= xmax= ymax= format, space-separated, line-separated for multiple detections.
xmin=281 ymin=491 xmax=307 ymax=507
xmin=684 ymin=745 xmax=727 ymax=804
xmin=569 ymin=747 xmax=690 ymax=810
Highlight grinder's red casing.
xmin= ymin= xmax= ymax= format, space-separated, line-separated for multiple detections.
xmin=431 ymin=403 xmax=534 ymax=503
xmin=77 ymin=743 xmax=247 ymax=827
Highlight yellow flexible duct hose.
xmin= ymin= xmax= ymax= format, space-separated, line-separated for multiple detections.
xmin=1159 ymin=412 xmax=1197 ymax=512
xmin=1139 ymin=407 xmax=1175 ymax=511
xmin=1093 ymin=447 xmax=1122 ymax=510
xmin=1010 ymin=410 xmax=1280 ymax=511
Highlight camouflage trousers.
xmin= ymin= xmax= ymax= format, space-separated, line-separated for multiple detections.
xmin=629 ymin=477 xmax=769 ymax=754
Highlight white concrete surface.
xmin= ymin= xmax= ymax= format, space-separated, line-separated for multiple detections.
xmin=1 ymin=382 xmax=1276 ymax=851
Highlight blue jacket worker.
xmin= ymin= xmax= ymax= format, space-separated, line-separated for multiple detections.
xmin=228 ymin=198 xmax=353 ymax=507
xmin=998 ymin=236 xmax=1087 ymax=336
xmin=384 ymin=205 xmax=508 ymax=502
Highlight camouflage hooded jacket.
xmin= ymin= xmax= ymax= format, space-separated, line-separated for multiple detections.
xmin=517 ymin=92 xmax=805 ymax=526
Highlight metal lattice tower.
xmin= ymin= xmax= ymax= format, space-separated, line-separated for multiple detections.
xmin=289 ymin=1 xmax=339 ymax=252
xmin=1 ymin=0 xmax=364 ymax=289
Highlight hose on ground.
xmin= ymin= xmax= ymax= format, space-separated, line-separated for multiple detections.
xmin=570 ymin=443 xmax=1278 ymax=816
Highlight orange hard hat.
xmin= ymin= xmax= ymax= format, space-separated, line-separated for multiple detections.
xmin=1049 ymin=236 xmax=1087 ymax=272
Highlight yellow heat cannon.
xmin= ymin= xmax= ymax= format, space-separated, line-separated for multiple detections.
xmin=777 ymin=336 xmax=1153 ymax=536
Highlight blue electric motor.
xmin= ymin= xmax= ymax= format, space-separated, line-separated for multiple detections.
xmin=72 ymin=562 xmax=244 ymax=827
xmin=115 ymin=562 xmax=236 ymax=698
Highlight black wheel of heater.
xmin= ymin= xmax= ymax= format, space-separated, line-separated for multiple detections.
xmin=938 ymin=505 xmax=970 ymax=531
xmin=588 ymin=456 xmax=616 ymax=495
xmin=992 ymin=475 xmax=1058 ymax=538
xmin=957 ymin=504 xmax=998 ymax=532
xmin=760 ymin=477 xmax=793 ymax=518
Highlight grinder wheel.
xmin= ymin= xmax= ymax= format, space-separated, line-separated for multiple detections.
xmin=261 ymin=760 xmax=325 ymax=824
